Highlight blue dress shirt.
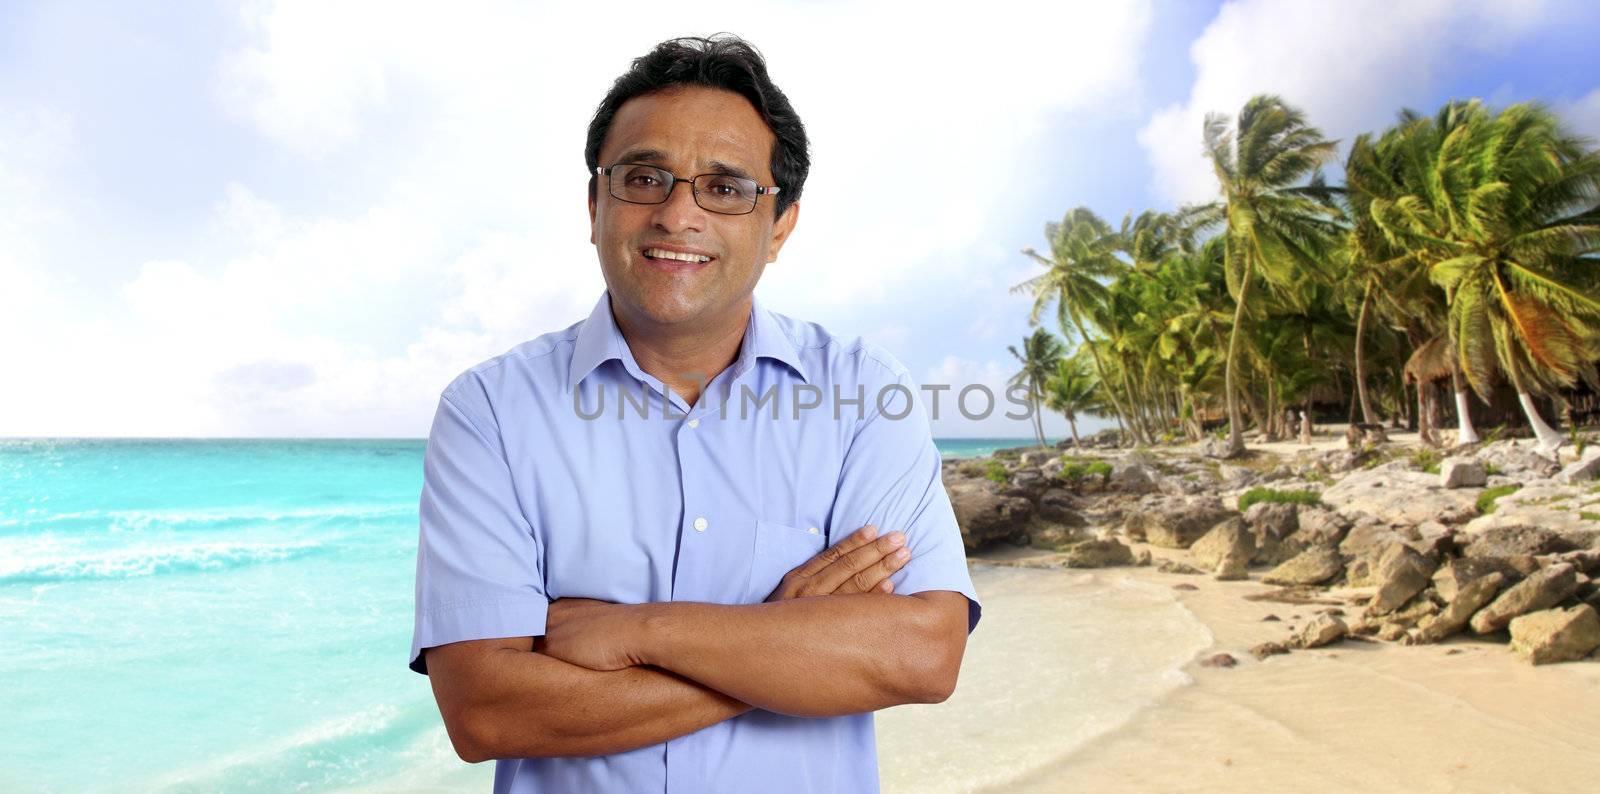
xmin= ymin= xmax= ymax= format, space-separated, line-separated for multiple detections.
xmin=410 ymin=289 xmax=981 ymax=793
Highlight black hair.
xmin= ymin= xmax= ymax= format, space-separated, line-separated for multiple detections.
xmin=585 ymin=33 xmax=809 ymax=218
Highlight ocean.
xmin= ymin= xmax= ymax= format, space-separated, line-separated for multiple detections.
xmin=1 ymin=438 xmax=1200 ymax=793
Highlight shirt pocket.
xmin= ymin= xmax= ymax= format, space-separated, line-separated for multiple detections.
xmin=746 ymin=519 xmax=827 ymax=603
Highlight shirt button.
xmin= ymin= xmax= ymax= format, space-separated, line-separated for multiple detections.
xmin=687 ymin=418 xmax=700 ymax=429
xmin=693 ymin=516 xmax=708 ymax=532
xmin=808 ymin=526 xmax=820 ymax=534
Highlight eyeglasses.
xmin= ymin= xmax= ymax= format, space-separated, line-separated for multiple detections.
xmin=596 ymin=163 xmax=781 ymax=216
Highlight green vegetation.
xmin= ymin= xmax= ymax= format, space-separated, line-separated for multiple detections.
xmin=1581 ymin=512 xmax=1600 ymax=523
xmin=983 ymin=460 xmax=1010 ymax=484
xmin=1236 ymin=488 xmax=1322 ymax=512
xmin=1410 ymin=448 xmax=1442 ymax=475
xmin=1476 ymin=484 xmax=1523 ymax=515
xmin=1007 ymin=95 xmax=1600 ymax=453
xmin=1056 ymin=456 xmax=1113 ymax=482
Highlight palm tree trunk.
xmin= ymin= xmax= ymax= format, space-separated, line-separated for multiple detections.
xmin=1066 ymin=413 xmax=1081 ymax=447
xmin=1354 ymin=280 xmax=1376 ymax=425
xmin=1449 ymin=367 xmax=1481 ymax=445
xmin=1029 ymin=388 xmax=1046 ymax=448
xmin=1224 ymin=261 xmax=1254 ymax=456
xmin=1072 ymin=316 xmax=1144 ymax=446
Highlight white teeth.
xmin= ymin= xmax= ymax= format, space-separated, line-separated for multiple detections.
xmin=644 ymin=248 xmax=711 ymax=263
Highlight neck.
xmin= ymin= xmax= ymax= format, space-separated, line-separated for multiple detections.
xmin=612 ymin=296 xmax=750 ymax=408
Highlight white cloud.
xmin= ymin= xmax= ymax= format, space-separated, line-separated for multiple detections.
xmin=1563 ymin=87 xmax=1600 ymax=140
xmin=1138 ymin=0 xmax=1562 ymax=207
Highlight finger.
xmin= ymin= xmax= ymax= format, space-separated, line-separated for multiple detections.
xmin=812 ymin=530 xmax=906 ymax=593
xmin=792 ymin=524 xmax=879 ymax=578
xmin=848 ymin=545 xmax=910 ymax=595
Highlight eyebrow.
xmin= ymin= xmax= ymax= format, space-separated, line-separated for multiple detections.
xmin=612 ymin=148 xmax=757 ymax=182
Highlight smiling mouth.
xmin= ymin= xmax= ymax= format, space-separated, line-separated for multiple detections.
xmin=641 ymin=247 xmax=715 ymax=264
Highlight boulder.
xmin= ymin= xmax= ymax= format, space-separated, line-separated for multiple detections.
xmin=1293 ymin=507 xmax=1351 ymax=546
xmin=1293 ymin=614 xmax=1348 ymax=649
xmin=1262 ymin=546 xmax=1345 ymax=586
xmin=1036 ymin=488 xmax=1085 ymax=525
xmin=1509 ymin=604 xmax=1600 ymax=664
xmin=1122 ymin=496 xmax=1235 ymax=549
xmin=1432 ymin=557 xmax=1522 ymax=602
xmin=1339 ymin=521 xmax=1409 ymax=565
xmin=1438 ymin=457 xmax=1486 ymax=489
xmin=1369 ymin=544 xmax=1436 ymax=615
xmin=1556 ymin=447 xmax=1600 ymax=485
xmin=1110 ymin=463 xmax=1161 ymax=494
xmin=1461 ymin=526 xmax=1569 ymax=560
xmin=947 ymin=480 xmax=1035 ymax=549
xmin=1470 ymin=562 xmax=1580 ymax=634
xmin=1319 ymin=468 xmax=1479 ymax=525
xmin=1062 ymin=538 xmax=1136 ymax=568
xmin=1418 ymin=572 xmax=1506 ymax=643
xmin=1244 ymin=501 xmax=1299 ymax=540
xmin=1462 ymin=483 xmax=1600 ymax=540
xmin=1476 ymin=440 xmax=1562 ymax=480
xmin=1190 ymin=518 xmax=1255 ymax=571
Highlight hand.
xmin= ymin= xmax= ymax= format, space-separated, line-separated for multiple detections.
xmin=764 ymin=524 xmax=910 ymax=602
xmin=537 ymin=596 xmax=649 ymax=671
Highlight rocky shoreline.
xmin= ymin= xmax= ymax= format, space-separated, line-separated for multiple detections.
xmin=946 ymin=433 xmax=1600 ymax=665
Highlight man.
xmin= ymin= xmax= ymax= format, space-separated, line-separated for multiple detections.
xmin=409 ymin=34 xmax=981 ymax=793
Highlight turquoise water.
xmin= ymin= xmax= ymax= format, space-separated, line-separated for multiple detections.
xmin=0 ymin=437 xmax=1039 ymax=791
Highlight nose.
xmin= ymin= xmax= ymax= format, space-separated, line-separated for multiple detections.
xmin=650 ymin=179 xmax=708 ymax=235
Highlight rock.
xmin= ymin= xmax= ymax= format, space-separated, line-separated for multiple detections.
xmin=1110 ymin=463 xmax=1161 ymax=494
xmin=1377 ymin=622 xmax=1408 ymax=641
xmin=1293 ymin=614 xmax=1348 ymax=648
xmin=1190 ymin=517 xmax=1255 ymax=571
xmin=1041 ymin=457 xmax=1064 ymax=480
xmin=1244 ymin=502 xmax=1299 ymax=540
xmin=1462 ymin=483 xmax=1600 ymax=540
xmin=1133 ymin=548 xmax=1153 ymax=566
xmin=1470 ymin=562 xmax=1580 ymax=634
xmin=1509 ymin=604 xmax=1600 ymax=664
xmin=947 ymin=480 xmax=1035 ymax=549
xmin=1294 ymin=507 xmax=1351 ymax=545
xmin=1036 ymin=488 xmax=1085 ymax=525
xmin=1369 ymin=544 xmax=1436 ymax=615
xmin=1439 ymin=457 xmax=1487 ymax=488
xmin=1418 ymin=572 xmax=1506 ymax=643
xmin=1262 ymin=546 xmax=1345 ymax=586
xmin=1385 ymin=593 xmax=1442 ymax=627
xmin=1556 ymin=447 xmax=1600 ymax=485
xmin=1251 ymin=641 xmax=1290 ymax=660
xmin=1461 ymin=526 xmax=1569 ymax=559
xmin=1173 ymin=583 xmax=1199 ymax=591
xmin=1062 ymin=538 xmax=1136 ymax=568
xmin=1432 ymin=557 xmax=1522 ymax=602
xmin=1123 ymin=496 xmax=1235 ymax=549
xmin=1199 ymin=652 xmax=1238 ymax=668
xmin=1319 ymin=468 xmax=1479 ymax=525
xmin=1346 ymin=557 xmax=1374 ymax=587
xmin=1339 ymin=521 xmax=1409 ymax=564
xmin=1028 ymin=523 xmax=1086 ymax=550
xmin=1476 ymin=440 xmax=1562 ymax=480
xmin=1201 ymin=437 xmax=1234 ymax=459
xmin=1158 ymin=559 xmax=1205 ymax=575
xmin=1214 ymin=553 xmax=1249 ymax=581
xmin=1018 ymin=450 xmax=1050 ymax=467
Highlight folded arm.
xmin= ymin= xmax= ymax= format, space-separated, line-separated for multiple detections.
xmin=539 ymin=589 xmax=971 ymax=718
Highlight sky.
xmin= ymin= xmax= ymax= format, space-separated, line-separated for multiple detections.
xmin=2 ymin=0 xmax=1599 ymax=439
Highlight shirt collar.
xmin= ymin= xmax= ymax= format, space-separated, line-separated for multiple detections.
xmin=567 ymin=290 xmax=809 ymax=393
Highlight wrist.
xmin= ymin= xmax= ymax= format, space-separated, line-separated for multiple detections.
xmin=633 ymin=601 xmax=675 ymax=667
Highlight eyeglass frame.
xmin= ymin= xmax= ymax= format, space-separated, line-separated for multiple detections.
xmin=594 ymin=163 xmax=782 ymax=216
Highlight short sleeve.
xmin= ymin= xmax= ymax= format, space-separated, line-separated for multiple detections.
xmin=828 ymin=365 xmax=982 ymax=634
xmin=409 ymin=386 xmax=548 ymax=675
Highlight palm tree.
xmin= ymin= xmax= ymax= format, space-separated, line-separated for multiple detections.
xmin=1008 ymin=327 xmax=1066 ymax=448
xmin=1014 ymin=207 xmax=1145 ymax=444
xmin=1384 ymin=101 xmax=1600 ymax=455
xmin=1186 ymin=95 xmax=1343 ymax=456
xmin=1043 ymin=355 xmax=1099 ymax=446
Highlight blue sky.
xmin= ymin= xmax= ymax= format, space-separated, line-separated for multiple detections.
xmin=3 ymin=0 xmax=1598 ymax=438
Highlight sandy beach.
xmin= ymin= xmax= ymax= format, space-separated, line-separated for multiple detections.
xmin=970 ymin=546 xmax=1600 ymax=793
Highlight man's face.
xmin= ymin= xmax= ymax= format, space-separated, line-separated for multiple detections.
xmin=589 ymin=84 xmax=799 ymax=328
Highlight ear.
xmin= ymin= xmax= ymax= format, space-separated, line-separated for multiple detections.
xmin=588 ymin=189 xmax=598 ymax=245
xmin=765 ymin=201 xmax=800 ymax=263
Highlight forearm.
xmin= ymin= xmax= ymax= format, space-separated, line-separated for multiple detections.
xmin=467 ymin=646 xmax=751 ymax=761
xmin=636 ymin=593 xmax=954 ymax=718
